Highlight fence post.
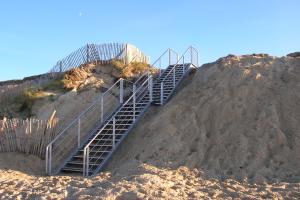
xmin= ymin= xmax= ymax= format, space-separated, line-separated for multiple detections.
xmin=113 ymin=117 xmax=116 ymax=148
xmin=86 ymin=44 xmax=90 ymax=63
xmin=160 ymin=82 xmax=164 ymax=105
xmin=78 ymin=118 xmax=81 ymax=148
xmin=120 ymin=79 xmax=124 ymax=104
xmin=59 ymin=61 xmax=63 ymax=72
xmin=133 ymin=84 xmax=136 ymax=121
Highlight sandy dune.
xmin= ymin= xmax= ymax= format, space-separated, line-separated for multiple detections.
xmin=1 ymin=54 xmax=300 ymax=199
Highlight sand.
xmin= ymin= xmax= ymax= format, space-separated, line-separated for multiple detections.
xmin=109 ymin=54 xmax=300 ymax=183
xmin=0 ymin=54 xmax=300 ymax=199
xmin=1 ymin=153 xmax=299 ymax=199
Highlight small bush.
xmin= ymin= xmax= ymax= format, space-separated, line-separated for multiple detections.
xmin=12 ymin=88 xmax=43 ymax=117
xmin=42 ymin=78 xmax=67 ymax=92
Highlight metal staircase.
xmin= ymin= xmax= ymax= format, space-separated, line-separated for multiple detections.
xmin=45 ymin=46 xmax=199 ymax=176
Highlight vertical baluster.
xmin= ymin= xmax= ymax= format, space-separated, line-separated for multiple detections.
xmin=149 ymin=76 xmax=153 ymax=102
xmin=173 ymin=68 xmax=176 ymax=87
xmin=120 ymin=79 xmax=124 ymax=104
xmin=49 ymin=144 xmax=52 ymax=175
xmin=160 ymin=82 xmax=164 ymax=105
xmin=101 ymin=95 xmax=104 ymax=123
xmin=86 ymin=147 xmax=90 ymax=176
xmin=78 ymin=118 xmax=81 ymax=148
xmin=83 ymin=148 xmax=86 ymax=176
xmin=183 ymin=57 xmax=185 ymax=74
xmin=169 ymin=48 xmax=171 ymax=65
xmin=133 ymin=84 xmax=136 ymax=121
xmin=113 ymin=117 xmax=116 ymax=148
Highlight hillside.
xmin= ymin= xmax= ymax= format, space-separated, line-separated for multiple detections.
xmin=108 ymin=53 xmax=300 ymax=183
xmin=0 ymin=60 xmax=151 ymax=121
xmin=0 ymin=53 xmax=300 ymax=199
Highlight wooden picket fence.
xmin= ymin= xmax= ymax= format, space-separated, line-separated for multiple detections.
xmin=0 ymin=113 xmax=59 ymax=159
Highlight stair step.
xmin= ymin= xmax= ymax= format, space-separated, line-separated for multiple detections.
xmin=59 ymin=65 xmax=189 ymax=176
xmin=67 ymin=161 xmax=101 ymax=166
xmin=102 ymin=128 xmax=128 ymax=131
xmin=62 ymin=167 xmax=86 ymax=173
xmin=79 ymin=149 xmax=111 ymax=153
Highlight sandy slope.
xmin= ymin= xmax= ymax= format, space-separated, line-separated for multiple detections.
xmin=109 ymin=54 xmax=300 ymax=183
xmin=1 ymin=153 xmax=299 ymax=199
xmin=0 ymin=54 xmax=300 ymax=199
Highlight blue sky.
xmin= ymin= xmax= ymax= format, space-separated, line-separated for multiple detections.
xmin=0 ymin=0 xmax=299 ymax=81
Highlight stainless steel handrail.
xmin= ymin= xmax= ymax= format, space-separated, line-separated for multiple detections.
xmin=83 ymin=74 xmax=152 ymax=176
xmin=161 ymin=46 xmax=198 ymax=83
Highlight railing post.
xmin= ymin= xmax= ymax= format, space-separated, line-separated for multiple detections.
xmin=169 ymin=49 xmax=171 ymax=65
xmin=190 ymin=47 xmax=193 ymax=65
xmin=83 ymin=148 xmax=86 ymax=176
xmin=173 ymin=69 xmax=176 ymax=87
xmin=149 ymin=76 xmax=153 ymax=102
xmin=160 ymin=82 xmax=164 ymax=105
xmin=78 ymin=118 xmax=81 ymax=148
xmin=159 ymin=58 xmax=161 ymax=69
xmin=196 ymin=50 xmax=199 ymax=67
xmin=86 ymin=147 xmax=90 ymax=176
xmin=183 ymin=57 xmax=185 ymax=74
xmin=133 ymin=84 xmax=136 ymax=121
xmin=113 ymin=117 xmax=116 ymax=148
xmin=46 ymin=146 xmax=49 ymax=174
xmin=101 ymin=95 xmax=104 ymax=123
xmin=49 ymin=145 xmax=52 ymax=175
xmin=120 ymin=79 xmax=124 ymax=104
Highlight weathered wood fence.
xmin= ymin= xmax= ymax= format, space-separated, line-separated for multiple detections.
xmin=0 ymin=113 xmax=59 ymax=159
xmin=50 ymin=43 xmax=149 ymax=75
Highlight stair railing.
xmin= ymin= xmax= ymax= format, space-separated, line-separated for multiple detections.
xmin=45 ymin=78 xmax=133 ymax=175
xmin=83 ymin=73 xmax=153 ymax=176
xmin=134 ymin=48 xmax=179 ymax=84
xmin=159 ymin=46 xmax=199 ymax=105
xmin=151 ymin=48 xmax=179 ymax=77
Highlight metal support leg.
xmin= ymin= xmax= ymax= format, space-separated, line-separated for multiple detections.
xmin=120 ymin=78 xmax=124 ymax=104
xmin=160 ymin=82 xmax=164 ymax=105
xmin=78 ymin=118 xmax=81 ymax=148
xmin=113 ymin=117 xmax=116 ymax=148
